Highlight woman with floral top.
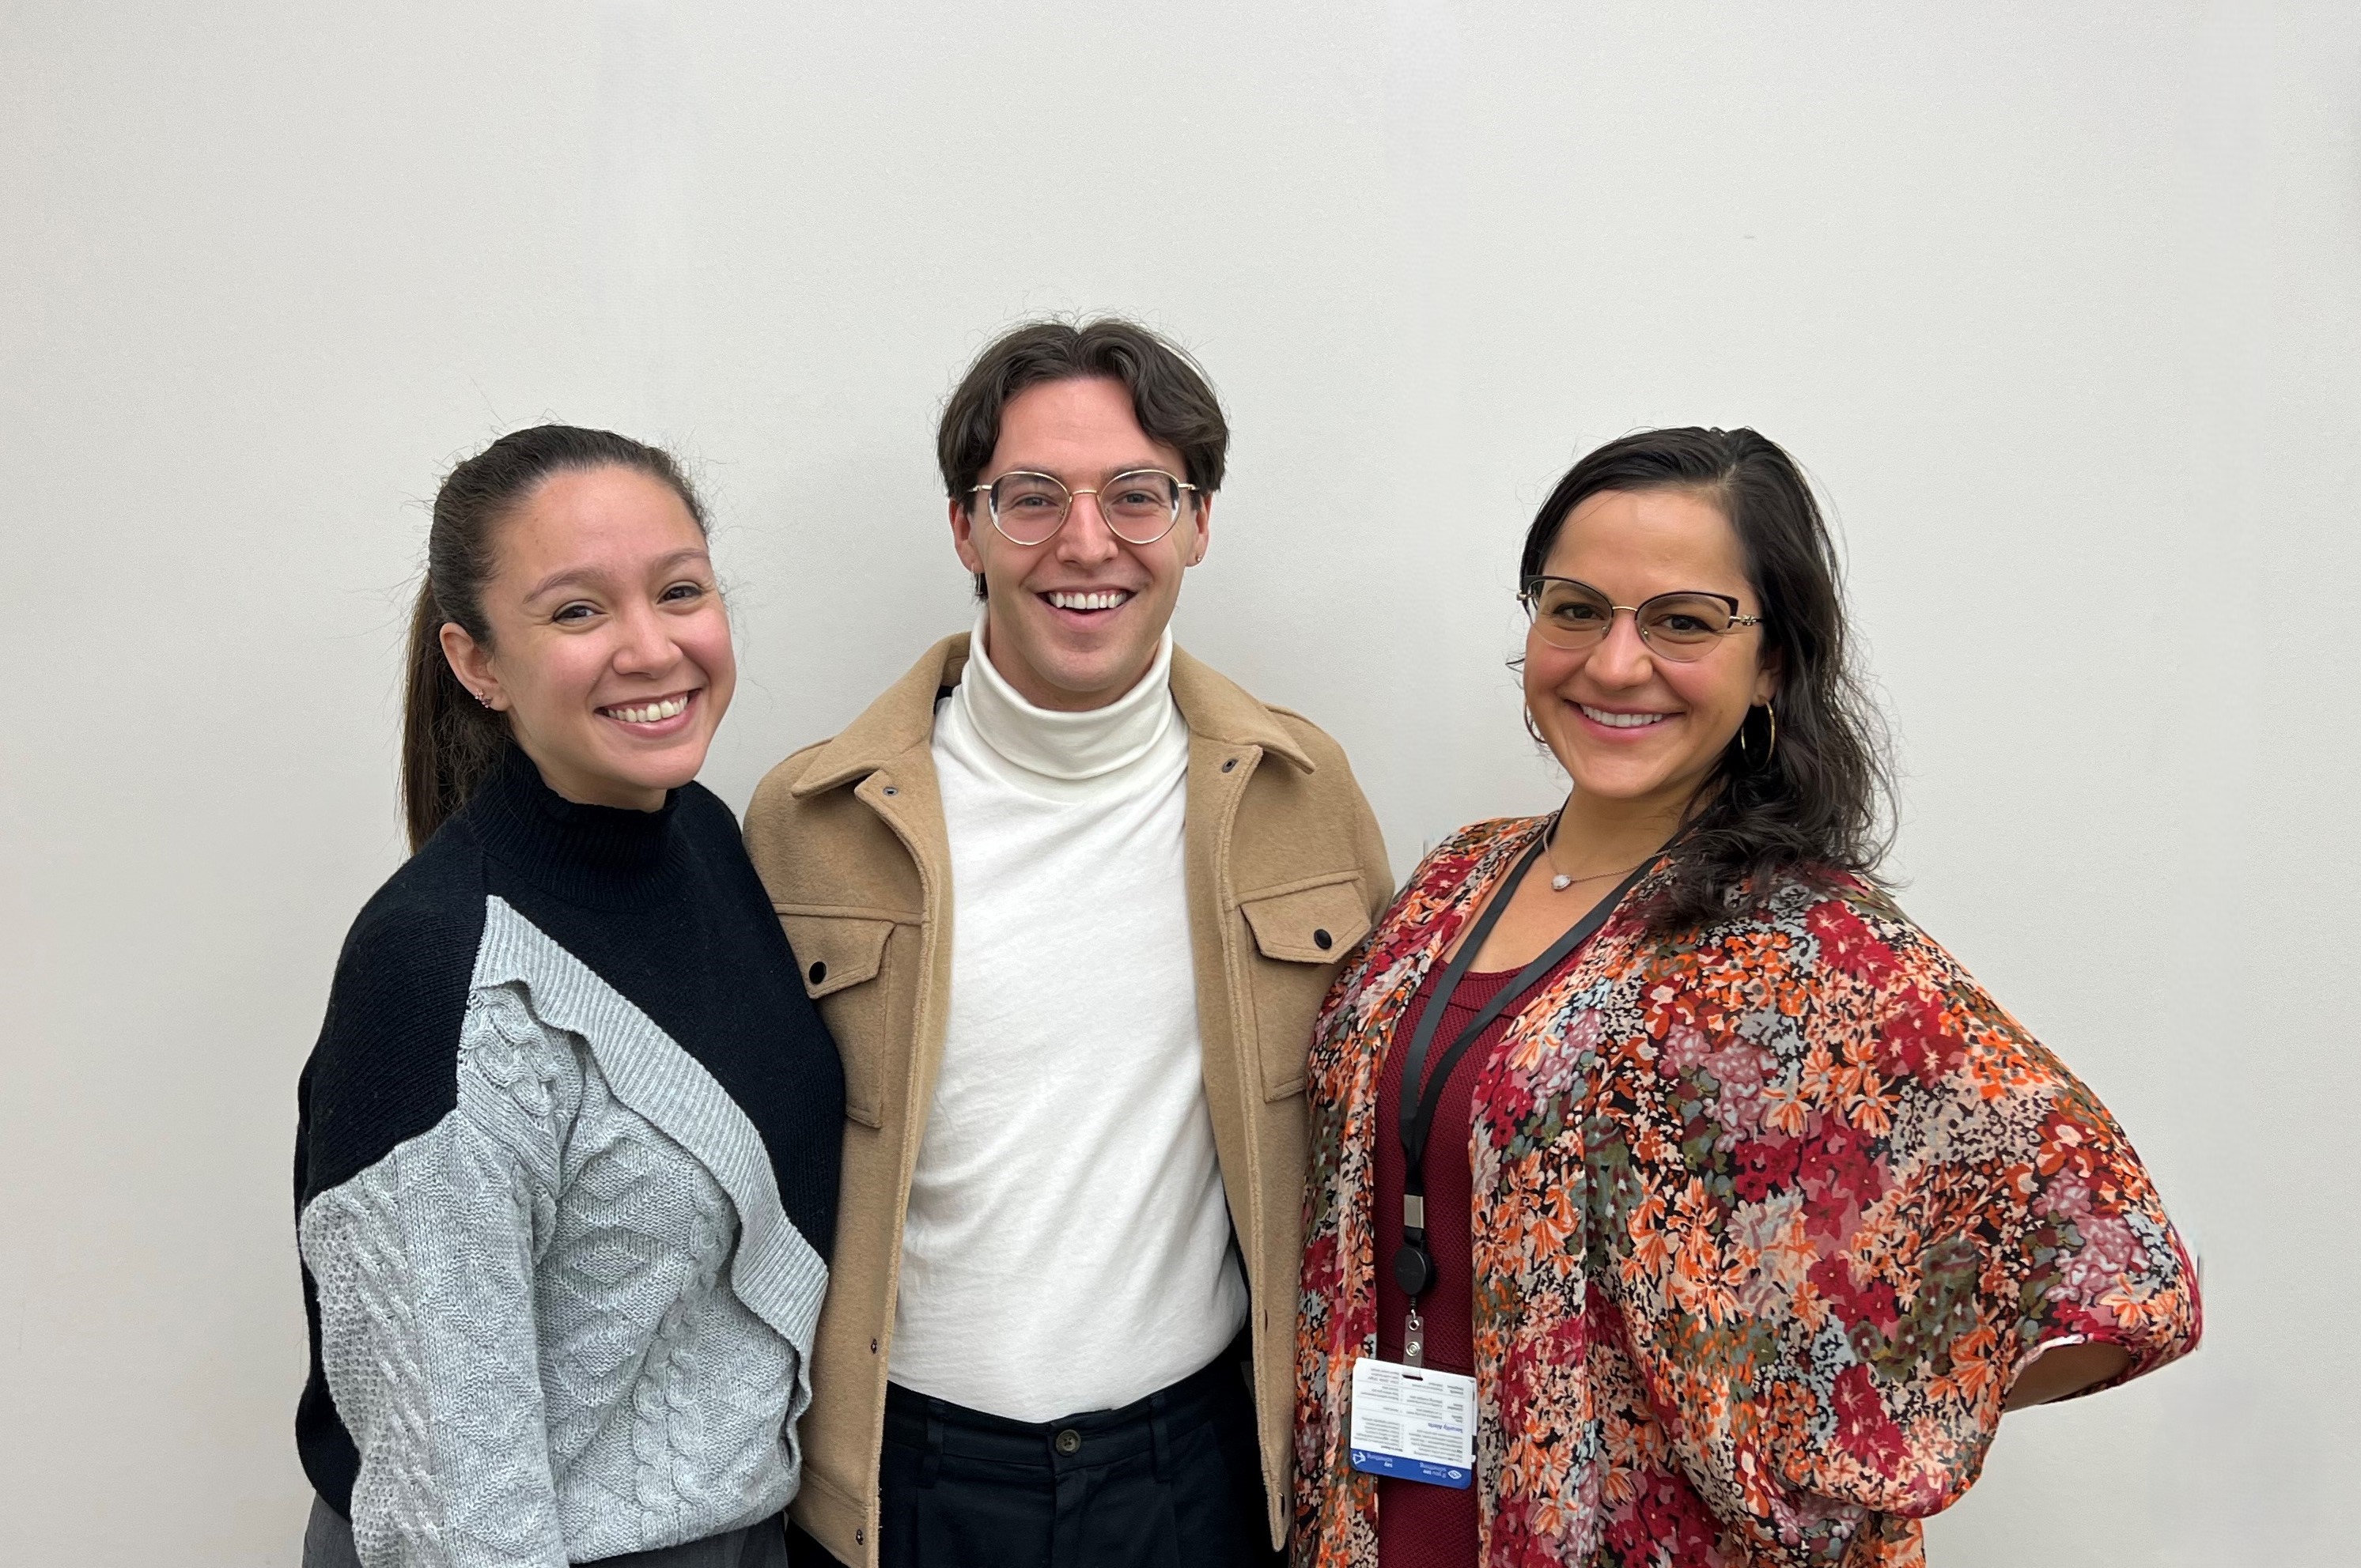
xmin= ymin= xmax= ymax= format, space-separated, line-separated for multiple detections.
xmin=1292 ymin=427 xmax=2200 ymax=1568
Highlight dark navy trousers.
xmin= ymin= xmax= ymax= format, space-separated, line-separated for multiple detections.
xmin=874 ymin=1347 xmax=1282 ymax=1568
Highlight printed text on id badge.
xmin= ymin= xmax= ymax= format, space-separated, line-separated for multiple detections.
xmin=1348 ymin=1356 xmax=1476 ymax=1488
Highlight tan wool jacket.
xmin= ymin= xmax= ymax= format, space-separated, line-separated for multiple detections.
xmin=741 ymin=633 xmax=1394 ymax=1566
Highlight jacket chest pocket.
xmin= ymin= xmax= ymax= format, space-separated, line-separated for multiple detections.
xmin=1236 ymin=873 xmax=1373 ymax=1101
xmin=774 ymin=909 xmax=906 ymax=1128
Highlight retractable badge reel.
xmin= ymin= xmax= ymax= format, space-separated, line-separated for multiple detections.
xmin=1394 ymin=1195 xmax=1438 ymax=1367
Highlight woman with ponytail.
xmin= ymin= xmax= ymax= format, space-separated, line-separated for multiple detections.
xmin=1292 ymin=429 xmax=2201 ymax=1566
xmin=293 ymin=426 xmax=843 ymax=1567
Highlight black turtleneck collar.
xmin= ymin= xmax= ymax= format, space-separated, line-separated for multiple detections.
xmin=462 ymin=745 xmax=691 ymax=911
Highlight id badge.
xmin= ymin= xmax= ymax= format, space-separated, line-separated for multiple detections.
xmin=1348 ymin=1355 xmax=1477 ymax=1488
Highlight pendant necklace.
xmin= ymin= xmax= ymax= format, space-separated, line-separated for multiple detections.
xmin=1543 ymin=812 xmax=1644 ymax=894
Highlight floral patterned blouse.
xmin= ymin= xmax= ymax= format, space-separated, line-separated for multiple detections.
xmin=1293 ymin=816 xmax=2200 ymax=1567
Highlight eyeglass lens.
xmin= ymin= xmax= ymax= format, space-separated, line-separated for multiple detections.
xmin=986 ymin=470 xmax=1182 ymax=545
xmin=1527 ymin=580 xmax=1738 ymax=660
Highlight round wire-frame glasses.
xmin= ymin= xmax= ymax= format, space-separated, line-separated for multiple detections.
xmin=1520 ymin=574 xmax=1763 ymax=661
xmin=969 ymin=468 xmax=1198 ymax=547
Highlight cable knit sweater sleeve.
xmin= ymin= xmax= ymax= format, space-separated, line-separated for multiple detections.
xmin=298 ymin=979 xmax=580 ymax=1568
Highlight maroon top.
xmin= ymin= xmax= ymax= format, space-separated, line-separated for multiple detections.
xmin=1372 ymin=962 xmax=1519 ymax=1568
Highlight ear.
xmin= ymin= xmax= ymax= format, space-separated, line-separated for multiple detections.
xmin=1752 ymin=643 xmax=1783 ymax=706
xmin=439 ymin=622 xmax=505 ymax=712
xmin=949 ymin=494 xmax=986 ymax=576
xmin=1183 ymin=493 xmax=1213 ymax=567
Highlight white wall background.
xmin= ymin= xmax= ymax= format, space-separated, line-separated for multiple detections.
xmin=4 ymin=2 xmax=2354 ymax=1562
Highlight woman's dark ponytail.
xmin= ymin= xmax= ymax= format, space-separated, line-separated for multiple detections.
xmin=398 ymin=425 xmax=709 ymax=852
xmin=399 ymin=576 xmax=509 ymax=852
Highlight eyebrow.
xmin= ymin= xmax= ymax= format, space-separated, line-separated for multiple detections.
xmin=988 ymin=460 xmax=1178 ymax=485
xmin=522 ymin=547 xmax=712 ymax=603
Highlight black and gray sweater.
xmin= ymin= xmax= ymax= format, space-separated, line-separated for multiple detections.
xmin=293 ymin=746 xmax=843 ymax=1565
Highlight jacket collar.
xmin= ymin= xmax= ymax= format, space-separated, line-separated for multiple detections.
xmin=1170 ymin=644 xmax=1315 ymax=771
xmin=789 ymin=631 xmax=1313 ymax=798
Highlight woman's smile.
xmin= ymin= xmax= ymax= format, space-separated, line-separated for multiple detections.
xmin=596 ymin=687 xmax=701 ymax=735
xmin=1571 ymin=701 xmax=1676 ymax=735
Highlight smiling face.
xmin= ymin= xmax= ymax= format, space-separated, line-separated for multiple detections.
xmin=949 ymin=376 xmax=1209 ymax=711
xmin=441 ymin=464 xmax=732 ymax=810
xmin=1524 ymin=486 xmax=1777 ymax=818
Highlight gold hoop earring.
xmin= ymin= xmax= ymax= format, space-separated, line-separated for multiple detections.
xmin=1522 ymin=704 xmax=1545 ymax=746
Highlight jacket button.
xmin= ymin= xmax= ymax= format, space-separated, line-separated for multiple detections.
xmin=881 ymin=785 xmax=899 ymax=797
xmin=1220 ymin=757 xmax=1238 ymax=773
xmin=1054 ymin=1428 xmax=1082 ymax=1456
xmin=808 ymin=961 xmax=827 ymax=984
xmin=854 ymin=1528 xmax=864 ymax=1546
xmin=870 ymin=1338 xmax=880 ymax=1354
xmin=1313 ymin=928 xmax=1333 ymax=950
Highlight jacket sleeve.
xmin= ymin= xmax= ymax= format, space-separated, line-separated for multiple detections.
xmin=1613 ymin=883 xmax=2201 ymax=1553
xmin=298 ymin=982 xmax=581 ymax=1568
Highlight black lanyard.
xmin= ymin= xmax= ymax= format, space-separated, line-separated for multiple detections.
xmin=1390 ymin=836 xmax=1657 ymax=1303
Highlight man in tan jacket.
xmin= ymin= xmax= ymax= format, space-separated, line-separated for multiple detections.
xmin=743 ymin=319 xmax=1391 ymax=1567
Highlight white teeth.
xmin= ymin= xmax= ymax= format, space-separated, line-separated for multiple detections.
xmin=605 ymin=694 xmax=689 ymax=724
xmin=1580 ymin=705 xmax=1669 ymax=729
xmin=1047 ymin=590 xmax=1131 ymax=611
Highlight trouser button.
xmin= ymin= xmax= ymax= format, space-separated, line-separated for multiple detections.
xmin=1054 ymin=1428 xmax=1081 ymax=1456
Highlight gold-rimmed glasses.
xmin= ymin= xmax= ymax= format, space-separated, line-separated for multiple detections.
xmin=1520 ymin=575 xmax=1763 ymax=660
xmin=969 ymin=468 xmax=1198 ymax=546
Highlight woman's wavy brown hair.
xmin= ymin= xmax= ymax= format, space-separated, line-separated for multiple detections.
xmin=1521 ymin=427 xmax=1894 ymax=932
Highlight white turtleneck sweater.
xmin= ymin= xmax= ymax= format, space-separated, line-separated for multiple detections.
xmin=889 ymin=616 xmax=1248 ymax=1420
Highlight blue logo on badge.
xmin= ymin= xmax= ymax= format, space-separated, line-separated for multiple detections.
xmin=1349 ymin=1449 xmax=1475 ymax=1489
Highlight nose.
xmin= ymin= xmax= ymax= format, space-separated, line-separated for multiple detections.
xmin=1054 ymin=490 xmax=1122 ymax=566
xmin=608 ymin=598 xmax=678 ymax=678
xmin=1585 ymin=610 xmax=1655 ymax=686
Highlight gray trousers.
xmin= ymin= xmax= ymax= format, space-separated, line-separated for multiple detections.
xmin=304 ymin=1497 xmax=793 ymax=1568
